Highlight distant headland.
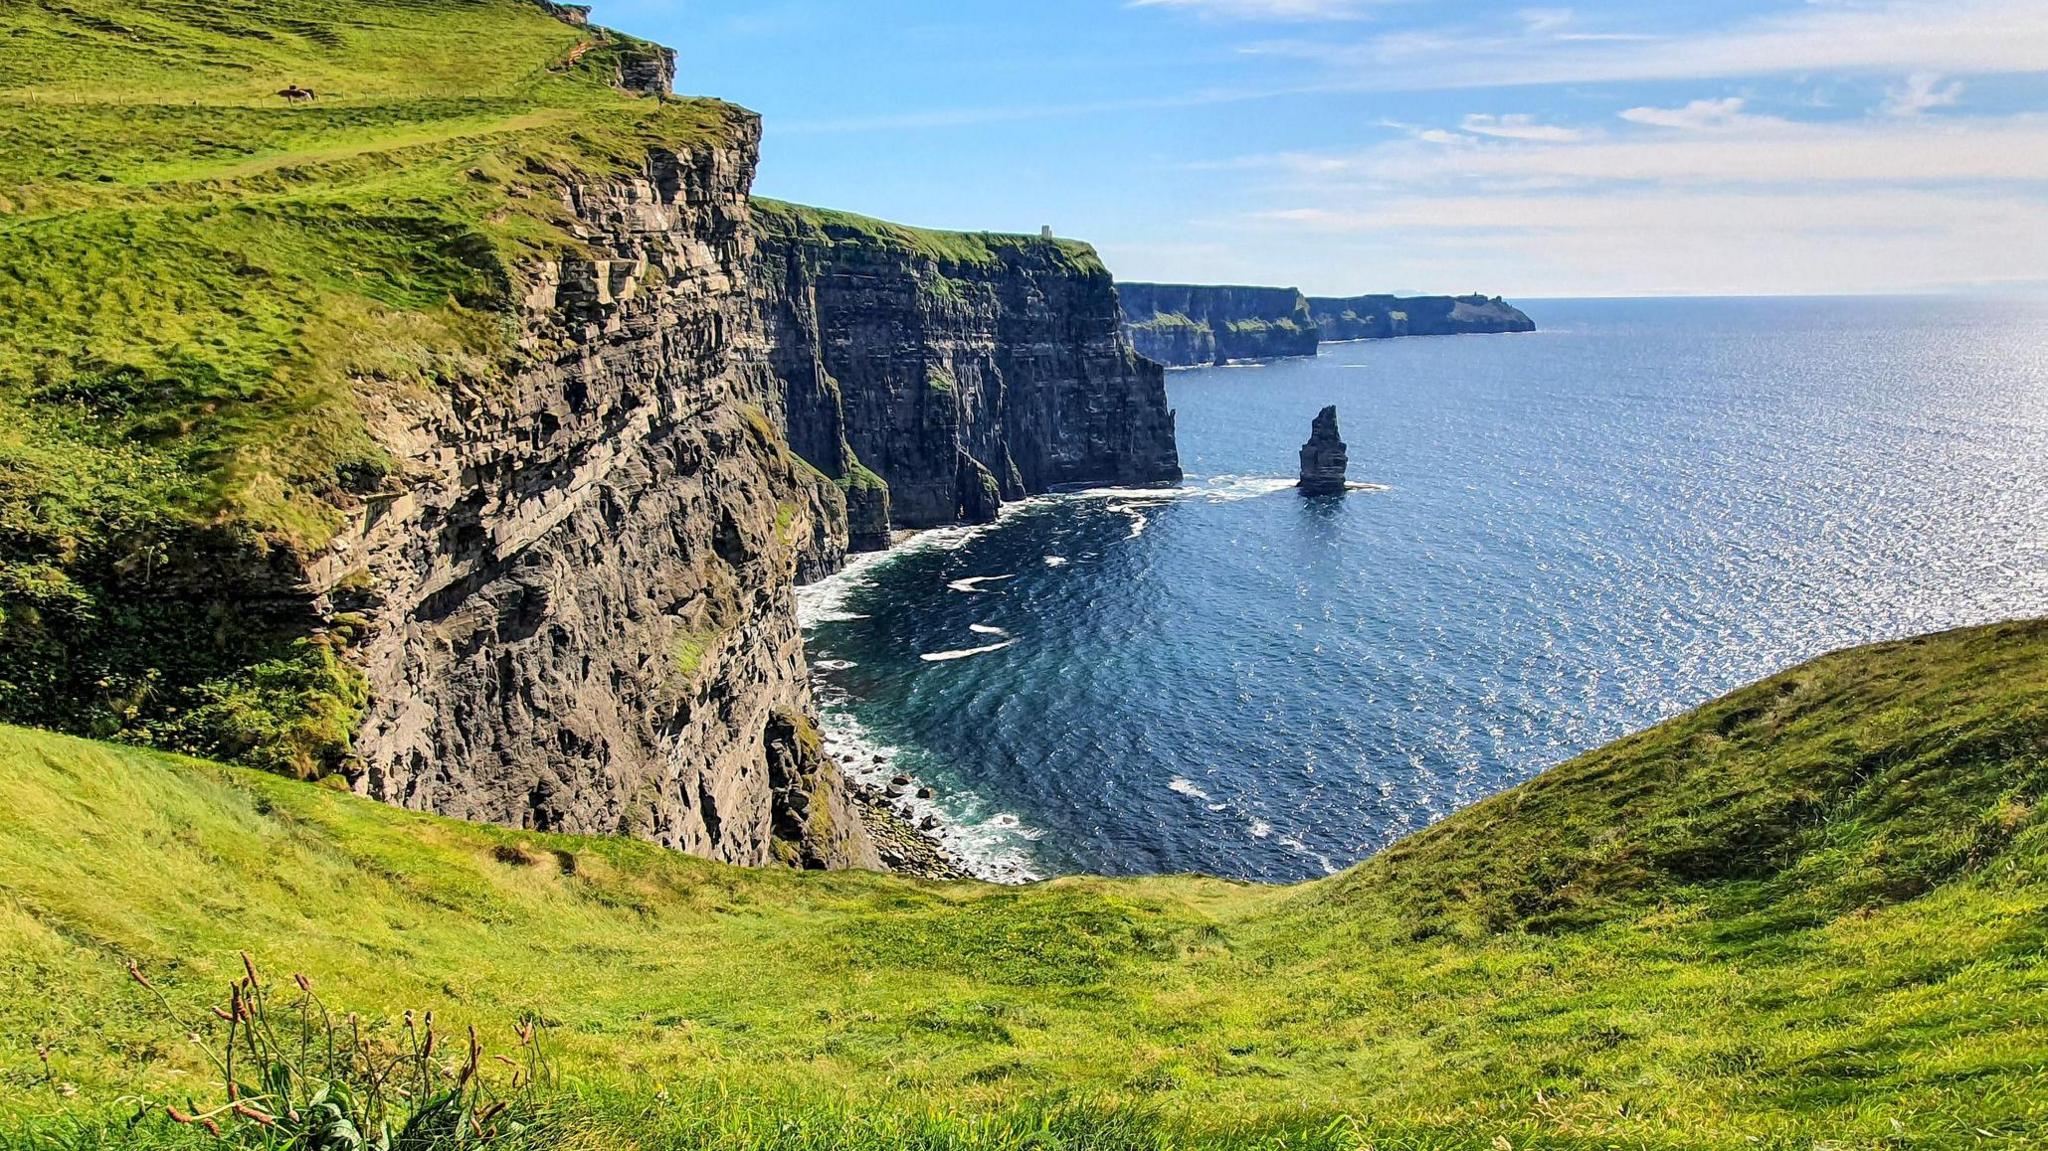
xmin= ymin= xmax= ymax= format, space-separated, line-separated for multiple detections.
xmin=1119 ymin=282 xmax=1535 ymax=368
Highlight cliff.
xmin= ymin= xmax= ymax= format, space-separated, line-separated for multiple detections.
xmin=0 ymin=0 xmax=1185 ymax=871
xmin=1120 ymin=284 xmax=1535 ymax=367
xmin=328 ymin=127 xmax=873 ymax=870
xmin=0 ymin=0 xmax=882 ymax=869
xmin=1118 ymin=282 xmax=1320 ymax=367
xmin=1311 ymin=293 xmax=1536 ymax=341
xmin=754 ymin=202 xmax=1181 ymax=538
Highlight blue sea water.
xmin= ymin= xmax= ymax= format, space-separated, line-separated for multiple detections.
xmin=798 ymin=296 xmax=2048 ymax=883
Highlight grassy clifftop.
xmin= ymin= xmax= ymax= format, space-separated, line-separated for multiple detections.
xmin=2 ymin=621 xmax=2044 ymax=1148
xmin=753 ymin=198 xmax=1107 ymax=276
xmin=1 ymin=0 xmax=737 ymax=547
xmin=0 ymin=0 xmax=752 ymax=764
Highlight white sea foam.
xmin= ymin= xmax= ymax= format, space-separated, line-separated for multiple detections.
xmin=1194 ymin=475 xmax=1298 ymax=501
xmin=1168 ymin=777 xmax=1211 ymax=801
xmin=798 ymin=502 xmax=1051 ymax=629
xmin=1081 ymin=476 xmax=1297 ymax=508
xmin=920 ymin=640 xmax=1016 ymax=662
xmin=947 ymin=574 xmax=1017 ymax=594
xmin=969 ymin=624 xmax=1009 ymax=637
xmin=814 ymin=658 xmax=857 ymax=671
xmin=1249 ymin=820 xmax=1273 ymax=839
xmin=1279 ymin=835 xmax=1341 ymax=876
xmin=811 ymin=703 xmax=1043 ymax=884
xmin=802 ymin=476 xmax=1305 ymax=629
xmin=795 ymin=547 xmax=897 ymax=628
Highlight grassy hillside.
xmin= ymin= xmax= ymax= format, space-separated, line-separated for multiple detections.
xmin=3 ymin=621 xmax=2044 ymax=1149
xmin=0 ymin=0 xmax=747 ymax=766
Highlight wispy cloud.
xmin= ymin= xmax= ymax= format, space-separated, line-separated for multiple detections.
xmin=1883 ymin=73 xmax=1965 ymax=117
xmin=1125 ymin=0 xmax=1376 ymax=21
xmin=1208 ymin=107 xmax=2048 ymax=294
xmin=1618 ymin=97 xmax=1770 ymax=132
xmin=1227 ymin=187 xmax=2048 ymax=295
xmin=1261 ymin=113 xmax=2048 ymax=186
xmin=1460 ymin=113 xmax=1584 ymax=142
xmin=779 ymin=0 xmax=2044 ymax=135
xmin=1246 ymin=0 xmax=2048 ymax=89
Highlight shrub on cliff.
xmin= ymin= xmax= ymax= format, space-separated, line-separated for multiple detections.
xmin=162 ymin=638 xmax=369 ymax=781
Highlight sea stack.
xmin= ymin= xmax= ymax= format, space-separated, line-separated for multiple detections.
xmin=1298 ymin=405 xmax=1349 ymax=495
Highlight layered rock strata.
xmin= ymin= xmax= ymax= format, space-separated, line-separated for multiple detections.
xmin=316 ymin=116 xmax=875 ymax=870
xmin=753 ymin=202 xmax=1182 ymax=537
xmin=1118 ymin=283 xmax=1320 ymax=367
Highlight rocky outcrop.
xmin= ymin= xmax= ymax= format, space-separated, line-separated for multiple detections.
xmin=753 ymin=201 xmax=1181 ymax=538
xmin=1311 ymin=294 xmax=1534 ymax=341
xmin=529 ymin=1 xmax=591 ymax=26
xmin=312 ymin=113 xmax=875 ymax=871
xmin=1121 ymin=285 xmax=1536 ymax=367
xmin=613 ymin=39 xmax=677 ymax=99
xmin=1298 ymin=405 xmax=1348 ymax=495
xmin=1119 ymin=283 xmax=1320 ymax=367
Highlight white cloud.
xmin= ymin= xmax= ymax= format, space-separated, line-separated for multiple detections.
xmin=1230 ymin=188 xmax=2048 ymax=295
xmin=1200 ymin=109 xmax=2048 ymax=294
xmin=1249 ymin=189 xmax=2038 ymax=236
xmin=1268 ymin=114 xmax=2048 ymax=186
xmin=1460 ymin=113 xmax=1584 ymax=142
xmin=1244 ymin=0 xmax=2048 ymax=89
xmin=1883 ymin=73 xmax=1964 ymax=117
xmin=1618 ymin=97 xmax=1763 ymax=131
xmin=1126 ymin=0 xmax=1374 ymax=20
xmin=1518 ymin=8 xmax=1575 ymax=35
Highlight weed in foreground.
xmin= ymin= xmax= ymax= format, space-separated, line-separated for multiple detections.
xmin=122 ymin=954 xmax=549 ymax=1150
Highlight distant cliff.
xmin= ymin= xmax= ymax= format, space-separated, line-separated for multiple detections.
xmin=1311 ymin=294 xmax=1535 ymax=342
xmin=1121 ymin=284 xmax=1534 ymax=367
xmin=754 ymin=202 xmax=1181 ymax=553
xmin=1119 ymin=283 xmax=1319 ymax=367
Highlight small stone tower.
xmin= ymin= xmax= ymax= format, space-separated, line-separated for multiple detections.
xmin=1298 ymin=405 xmax=1348 ymax=495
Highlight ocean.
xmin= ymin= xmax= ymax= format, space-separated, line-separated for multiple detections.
xmin=797 ymin=296 xmax=2048 ymax=883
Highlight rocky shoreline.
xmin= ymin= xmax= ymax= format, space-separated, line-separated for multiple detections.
xmin=850 ymin=784 xmax=973 ymax=880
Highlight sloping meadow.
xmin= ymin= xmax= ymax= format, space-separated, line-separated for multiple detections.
xmin=1 ymin=622 xmax=2044 ymax=1148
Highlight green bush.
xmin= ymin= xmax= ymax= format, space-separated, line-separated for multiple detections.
xmin=167 ymin=638 xmax=369 ymax=781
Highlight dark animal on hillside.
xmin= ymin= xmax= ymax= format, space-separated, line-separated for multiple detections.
xmin=277 ymin=86 xmax=316 ymax=103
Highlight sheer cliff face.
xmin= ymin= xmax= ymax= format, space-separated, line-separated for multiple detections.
xmin=315 ymin=121 xmax=874 ymax=871
xmin=1118 ymin=283 xmax=1321 ymax=368
xmin=754 ymin=205 xmax=1182 ymax=534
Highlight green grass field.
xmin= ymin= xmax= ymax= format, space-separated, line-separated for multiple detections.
xmin=3 ymin=620 xmax=2044 ymax=1149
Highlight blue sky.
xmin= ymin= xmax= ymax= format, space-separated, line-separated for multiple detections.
xmin=593 ymin=0 xmax=2046 ymax=297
